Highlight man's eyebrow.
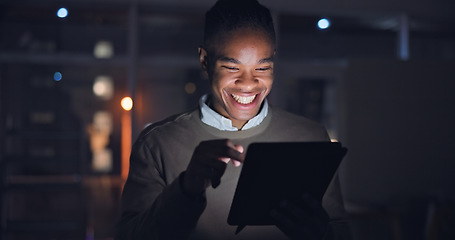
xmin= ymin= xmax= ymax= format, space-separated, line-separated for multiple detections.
xmin=258 ymin=56 xmax=274 ymax=64
xmin=218 ymin=57 xmax=241 ymax=64
xmin=217 ymin=56 xmax=274 ymax=64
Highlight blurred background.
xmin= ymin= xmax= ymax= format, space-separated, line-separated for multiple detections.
xmin=1 ymin=0 xmax=454 ymax=239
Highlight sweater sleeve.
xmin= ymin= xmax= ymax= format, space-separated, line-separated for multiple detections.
xmin=115 ymin=137 xmax=207 ymax=240
xmin=323 ymin=171 xmax=352 ymax=240
xmin=318 ymin=124 xmax=351 ymax=239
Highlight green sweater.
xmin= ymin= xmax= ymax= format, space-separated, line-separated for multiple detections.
xmin=116 ymin=106 xmax=349 ymax=240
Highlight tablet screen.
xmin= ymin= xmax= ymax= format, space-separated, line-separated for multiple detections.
xmin=227 ymin=142 xmax=347 ymax=227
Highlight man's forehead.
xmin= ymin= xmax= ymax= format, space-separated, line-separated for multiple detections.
xmin=214 ymin=55 xmax=274 ymax=64
xmin=207 ymin=28 xmax=275 ymax=52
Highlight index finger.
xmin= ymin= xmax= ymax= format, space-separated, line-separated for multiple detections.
xmin=201 ymin=139 xmax=245 ymax=163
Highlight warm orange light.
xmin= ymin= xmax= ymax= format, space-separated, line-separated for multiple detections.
xmin=121 ymin=97 xmax=133 ymax=111
xmin=121 ymin=110 xmax=131 ymax=181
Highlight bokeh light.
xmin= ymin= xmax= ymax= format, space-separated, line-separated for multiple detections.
xmin=317 ymin=18 xmax=330 ymax=30
xmin=185 ymin=82 xmax=196 ymax=94
xmin=121 ymin=97 xmax=133 ymax=111
xmin=94 ymin=41 xmax=114 ymax=59
xmin=57 ymin=8 xmax=68 ymax=18
xmin=53 ymin=72 xmax=62 ymax=81
xmin=93 ymin=76 xmax=114 ymax=100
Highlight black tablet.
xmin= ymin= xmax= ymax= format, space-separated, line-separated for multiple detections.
xmin=227 ymin=141 xmax=347 ymax=227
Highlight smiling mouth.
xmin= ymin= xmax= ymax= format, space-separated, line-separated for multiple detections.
xmin=231 ymin=93 xmax=257 ymax=105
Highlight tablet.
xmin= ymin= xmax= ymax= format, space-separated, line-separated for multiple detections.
xmin=227 ymin=141 xmax=347 ymax=227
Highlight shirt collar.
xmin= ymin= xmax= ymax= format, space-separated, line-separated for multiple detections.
xmin=199 ymin=94 xmax=269 ymax=131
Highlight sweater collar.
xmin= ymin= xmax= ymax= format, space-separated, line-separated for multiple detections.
xmin=199 ymin=94 xmax=269 ymax=131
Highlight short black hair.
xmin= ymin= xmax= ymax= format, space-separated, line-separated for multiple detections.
xmin=203 ymin=0 xmax=276 ymax=51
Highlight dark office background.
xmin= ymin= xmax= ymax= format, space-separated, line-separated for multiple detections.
xmin=1 ymin=0 xmax=455 ymax=239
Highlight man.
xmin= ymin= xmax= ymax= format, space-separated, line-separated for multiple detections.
xmin=116 ymin=0 xmax=350 ymax=239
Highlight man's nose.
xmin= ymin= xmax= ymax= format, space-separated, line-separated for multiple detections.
xmin=235 ymin=71 xmax=258 ymax=91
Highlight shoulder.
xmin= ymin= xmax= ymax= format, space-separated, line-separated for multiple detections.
xmin=270 ymin=106 xmax=323 ymax=128
xmin=268 ymin=106 xmax=329 ymax=141
xmin=136 ymin=107 xmax=200 ymax=143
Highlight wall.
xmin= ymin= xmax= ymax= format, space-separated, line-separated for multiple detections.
xmin=339 ymin=58 xmax=455 ymax=206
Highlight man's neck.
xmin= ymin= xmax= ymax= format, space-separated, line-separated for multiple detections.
xmin=199 ymin=94 xmax=269 ymax=131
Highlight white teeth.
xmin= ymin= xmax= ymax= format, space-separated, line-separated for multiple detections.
xmin=231 ymin=94 xmax=256 ymax=104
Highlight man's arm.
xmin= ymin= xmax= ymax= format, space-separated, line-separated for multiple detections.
xmin=115 ymin=139 xmax=207 ymax=240
xmin=116 ymin=138 xmax=244 ymax=240
xmin=322 ymin=172 xmax=352 ymax=240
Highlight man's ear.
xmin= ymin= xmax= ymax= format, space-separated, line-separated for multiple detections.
xmin=198 ymin=47 xmax=208 ymax=71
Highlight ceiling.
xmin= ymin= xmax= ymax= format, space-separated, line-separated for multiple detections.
xmin=2 ymin=0 xmax=454 ymax=34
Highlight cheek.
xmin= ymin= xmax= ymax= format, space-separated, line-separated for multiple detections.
xmin=209 ymin=71 xmax=222 ymax=90
xmin=211 ymin=72 xmax=235 ymax=89
xmin=209 ymin=76 xmax=227 ymax=99
xmin=261 ymin=76 xmax=274 ymax=89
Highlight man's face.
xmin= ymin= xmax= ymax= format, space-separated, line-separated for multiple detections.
xmin=200 ymin=28 xmax=275 ymax=129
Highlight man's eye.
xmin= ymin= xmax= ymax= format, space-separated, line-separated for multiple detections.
xmin=256 ymin=67 xmax=272 ymax=71
xmin=222 ymin=66 xmax=239 ymax=71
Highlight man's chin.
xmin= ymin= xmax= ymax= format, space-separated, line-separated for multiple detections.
xmin=230 ymin=112 xmax=258 ymax=123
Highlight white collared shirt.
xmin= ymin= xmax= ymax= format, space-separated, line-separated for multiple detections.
xmin=199 ymin=94 xmax=268 ymax=131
